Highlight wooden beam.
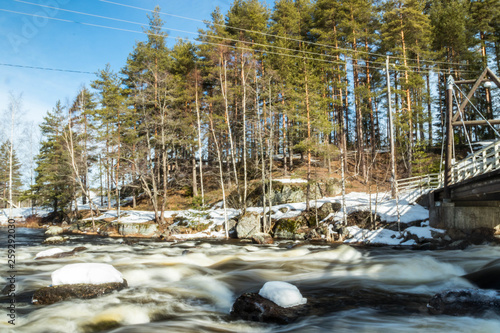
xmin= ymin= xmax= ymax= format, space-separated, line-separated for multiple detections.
xmin=486 ymin=67 xmax=500 ymax=88
xmin=455 ymin=79 xmax=489 ymax=85
xmin=452 ymin=119 xmax=500 ymax=126
xmin=453 ymin=67 xmax=489 ymax=122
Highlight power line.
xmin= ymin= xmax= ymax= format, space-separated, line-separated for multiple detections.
xmin=0 ymin=62 xmax=94 ymax=74
xmin=99 ymin=0 xmax=469 ymax=68
xmin=0 ymin=7 xmax=479 ymax=76
xmin=14 ymin=0 xmax=354 ymax=64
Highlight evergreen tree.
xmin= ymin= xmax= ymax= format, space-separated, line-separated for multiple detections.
xmin=32 ymin=101 xmax=74 ymax=214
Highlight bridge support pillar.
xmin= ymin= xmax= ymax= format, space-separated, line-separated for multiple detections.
xmin=430 ymin=197 xmax=500 ymax=231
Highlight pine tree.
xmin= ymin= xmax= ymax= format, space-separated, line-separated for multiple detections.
xmin=32 ymin=101 xmax=74 ymax=215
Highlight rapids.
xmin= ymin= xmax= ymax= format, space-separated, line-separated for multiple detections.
xmin=2 ymin=227 xmax=500 ymax=333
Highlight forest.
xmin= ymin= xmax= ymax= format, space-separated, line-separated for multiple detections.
xmin=2 ymin=0 xmax=499 ymax=222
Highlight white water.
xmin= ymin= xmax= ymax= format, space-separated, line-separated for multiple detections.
xmin=2 ymin=228 xmax=500 ymax=333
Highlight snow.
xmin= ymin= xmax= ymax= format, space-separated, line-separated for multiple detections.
xmin=345 ymin=226 xmax=405 ymax=245
xmin=0 ymin=207 xmax=51 ymax=225
xmin=35 ymin=248 xmax=64 ymax=259
xmin=258 ymin=281 xmax=307 ymax=308
xmin=404 ymin=226 xmax=445 ymax=240
xmin=51 ymin=263 xmax=124 ymax=286
xmin=274 ymin=178 xmax=308 ymax=184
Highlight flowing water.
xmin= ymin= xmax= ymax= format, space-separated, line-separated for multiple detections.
xmin=2 ymin=227 xmax=500 ymax=333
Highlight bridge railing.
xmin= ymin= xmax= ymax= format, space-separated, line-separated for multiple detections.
xmin=395 ymin=140 xmax=500 ymax=195
xmin=452 ymin=140 xmax=500 ymax=183
xmin=396 ymin=173 xmax=443 ymax=194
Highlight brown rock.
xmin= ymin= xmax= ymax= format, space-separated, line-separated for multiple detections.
xmin=32 ymin=280 xmax=128 ymax=305
xmin=251 ymin=233 xmax=274 ymax=244
xmin=231 ymin=292 xmax=306 ymax=324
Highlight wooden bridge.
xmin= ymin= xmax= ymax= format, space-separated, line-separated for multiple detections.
xmin=395 ymin=67 xmax=500 ymax=231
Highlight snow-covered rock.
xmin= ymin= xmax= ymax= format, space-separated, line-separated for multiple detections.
xmin=51 ymin=263 xmax=124 ymax=286
xmin=258 ymin=281 xmax=307 ymax=308
xmin=35 ymin=248 xmax=64 ymax=259
xmin=45 ymin=226 xmax=64 ymax=235
xmin=43 ymin=236 xmax=68 ymax=244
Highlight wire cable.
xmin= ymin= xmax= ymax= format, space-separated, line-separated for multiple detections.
xmin=99 ymin=0 xmax=468 ymax=68
xmin=0 ymin=62 xmax=94 ymax=74
xmin=0 ymin=7 xmax=481 ymax=76
xmin=13 ymin=0 xmax=452 ymax=72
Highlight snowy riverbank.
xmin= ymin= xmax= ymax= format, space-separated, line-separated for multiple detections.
xmin=1 ymin=188 xmax=444 ymax=247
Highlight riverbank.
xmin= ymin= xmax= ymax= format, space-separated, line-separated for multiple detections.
xmin=4 ymin=189 xmax=499 ymax=249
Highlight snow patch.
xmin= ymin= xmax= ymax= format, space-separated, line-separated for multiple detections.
xmin=258 ymin=281 xmax=307 ymax=308
xmin=274 ymin=178 xmax=307 ymax=184
xmin=51 ymin=263 xmax=124 ymax=286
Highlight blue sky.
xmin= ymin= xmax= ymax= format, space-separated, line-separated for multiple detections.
xmin=0 ymin=0 xmax=272 ymax=125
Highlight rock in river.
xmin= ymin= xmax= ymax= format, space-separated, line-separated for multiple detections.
xmin=231 ymin=292 xmax=307 ymax=324
xmin=462 ymin=258 xmax=500 ymax=289
xmin=428 ymin=289 xmax=500 ymax=316
xmin=35 ymin=247 xmax=87 ymax=260
xmin=32 ymin=281 xmax=128 ymax=305
xmin=42 ymin=236 xmax=69 ymax=244
xmin=32 ymin=263 xmax=127 ymax=305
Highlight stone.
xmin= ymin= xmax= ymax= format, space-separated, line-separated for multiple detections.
xmin=427 ymin=289 xmax=500 ymax=316
xmin=324 ymin=179 xmax=341 ymax=197
xmin=272 ymin=218 xmax=307 ymax=240
xmin=251 ymin=233 xmax=274 ymax=245
xmin=236 ymin=212 xmax=261 ymax=239
xmin=469 ymin=227 xmax=495 ymax=245
xmin=316 ymin=202 xmax=341 ymax=221
xmin=346 ymin=211 xmax=380 ymax=230
xmin=231 ymin=292 xmax=307 ymax=325
xmin=116 ymin=223 xmax=158 ymax=236
xmin=447 ymin=228 xmax=467 ymax=241
xmin=35 ymin=246 xmax=87 ymax=260
xmin=226 ymin=219 xmax=237 ymax=235
xmin=462 ymin=258 xmax=500 ymax=289
xmin=279 ymin=207 xmax=289 ymax=214
xmin=445 ymin=240 xmax=469 ymax=250
xmin=45 ymin=226 xmax=64 ymax=236
xmin=32 ymin=280 xmax=128 ymax=305
xmin=42 ymin=236 xmax=69 ymax=244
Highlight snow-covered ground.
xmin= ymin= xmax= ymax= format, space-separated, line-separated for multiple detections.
xmin=1 ymin=183 xmax=436 ymax=246
xmin=80 ymin=189 xmax=433 ymax=245
xmin=0 ymin=207 xmax=51 ymax=225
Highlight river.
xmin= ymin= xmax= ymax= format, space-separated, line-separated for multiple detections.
xmin=1 ymin=227 xmax=500 ymax=333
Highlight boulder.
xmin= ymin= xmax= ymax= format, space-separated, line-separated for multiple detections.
xmin=229 ymin=181 xmax=323 ymax=208
xmin=251 ymin=233 xmax=274 ymax=244
xmin=428 ymin=289 xmax=500 ymax=316
xmin=45 ymin=226 xmax=64 ymax=236
xmin=463 ymin=258 xmax=500 ymax=289
xmin=236 ymin=212 xmax=261 ymax=239
xmin=324 ymin=179 xmax=341 ymax=197
xmin=231 ymin=292 xmax=307 ymax=324
xmin=42 ymin=236 xmax=69 ymax=244
xmin=116 ymin=223 xmax=158 ymax=236
xmin=316 ymin=202 xmax=341 ymax=221
xmin=32 ymin=281 xmax=128 ymax=305
xmin=272 ymin=219 xmax=306 ymax=240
